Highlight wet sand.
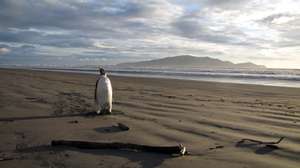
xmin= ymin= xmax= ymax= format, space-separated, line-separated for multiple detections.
xmin=0 ymin=68 xmax=299 ymax=168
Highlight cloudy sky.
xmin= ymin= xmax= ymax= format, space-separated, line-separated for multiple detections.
xmin=0 ymin=0 xmax=299 ymax=68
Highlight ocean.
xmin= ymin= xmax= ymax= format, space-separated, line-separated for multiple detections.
xmin=30 ymin=67 xmax=300 ymax=88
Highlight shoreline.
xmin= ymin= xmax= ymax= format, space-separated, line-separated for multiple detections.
xmin=1 ymin=67 xmax=300 ymax=89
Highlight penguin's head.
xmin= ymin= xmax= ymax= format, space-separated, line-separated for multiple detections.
xmin=99 ymin=68 xmax=106 ymax=75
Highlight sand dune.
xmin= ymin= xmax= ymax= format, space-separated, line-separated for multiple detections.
xmin=0 ymin=69 xmax=299 ymax=168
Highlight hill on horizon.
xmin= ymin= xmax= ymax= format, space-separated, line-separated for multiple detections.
xmin=116 ymin=55 xmax=266 ymax=69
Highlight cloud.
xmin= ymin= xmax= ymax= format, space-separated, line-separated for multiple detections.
xmin=171 ymin=12 xmax=250 ymax=46
xmin=0 ymin=47 xmax=10 ymax=55
xmin=0 ymin=44 xmax=35 ymax=56
xmin=258 ymin=12 xmax=300 ymax=48
xmin=260 ymin=13 xmax=296 ymax=25
xmin=0 ymin=0 xmax=181 ymax=32
xmin=204 ymin=0 xmax=250 ymax=9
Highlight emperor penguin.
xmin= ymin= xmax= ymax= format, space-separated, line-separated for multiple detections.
xmin=94 ymin=68 xmax=112 ymax=114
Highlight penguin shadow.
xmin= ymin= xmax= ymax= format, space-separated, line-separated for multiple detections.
xmin=235 ymin=141 xmax=280 ymax=154
xmin=0 ymin=110 xmax=124 ymax=122
xmin=0 ymin=113 xmax=85 ymax=122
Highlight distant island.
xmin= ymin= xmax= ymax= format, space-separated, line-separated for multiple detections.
xmin=116 ymin=55 xmax=266 ymax=69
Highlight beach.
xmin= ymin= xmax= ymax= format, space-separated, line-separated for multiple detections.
xmin=0 ymin=68 xmax=299 ymax=168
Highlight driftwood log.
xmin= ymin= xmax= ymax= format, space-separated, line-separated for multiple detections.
xmin=51 ymin=140 xmax=186 ymax=155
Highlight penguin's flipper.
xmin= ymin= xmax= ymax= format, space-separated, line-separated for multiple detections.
xmin=94 ymin=79 xmax=99 ymax=102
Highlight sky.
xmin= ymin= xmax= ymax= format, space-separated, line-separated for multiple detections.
xmin=0 ymin=0 xmax=300 ymax=68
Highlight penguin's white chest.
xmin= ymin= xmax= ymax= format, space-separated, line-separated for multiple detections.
xmin=96 ymin=76 xmax=112 ymax=113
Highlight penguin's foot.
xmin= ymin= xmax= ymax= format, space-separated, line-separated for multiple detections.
xmin=100 ymin=109 xmax=112 ymax=115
